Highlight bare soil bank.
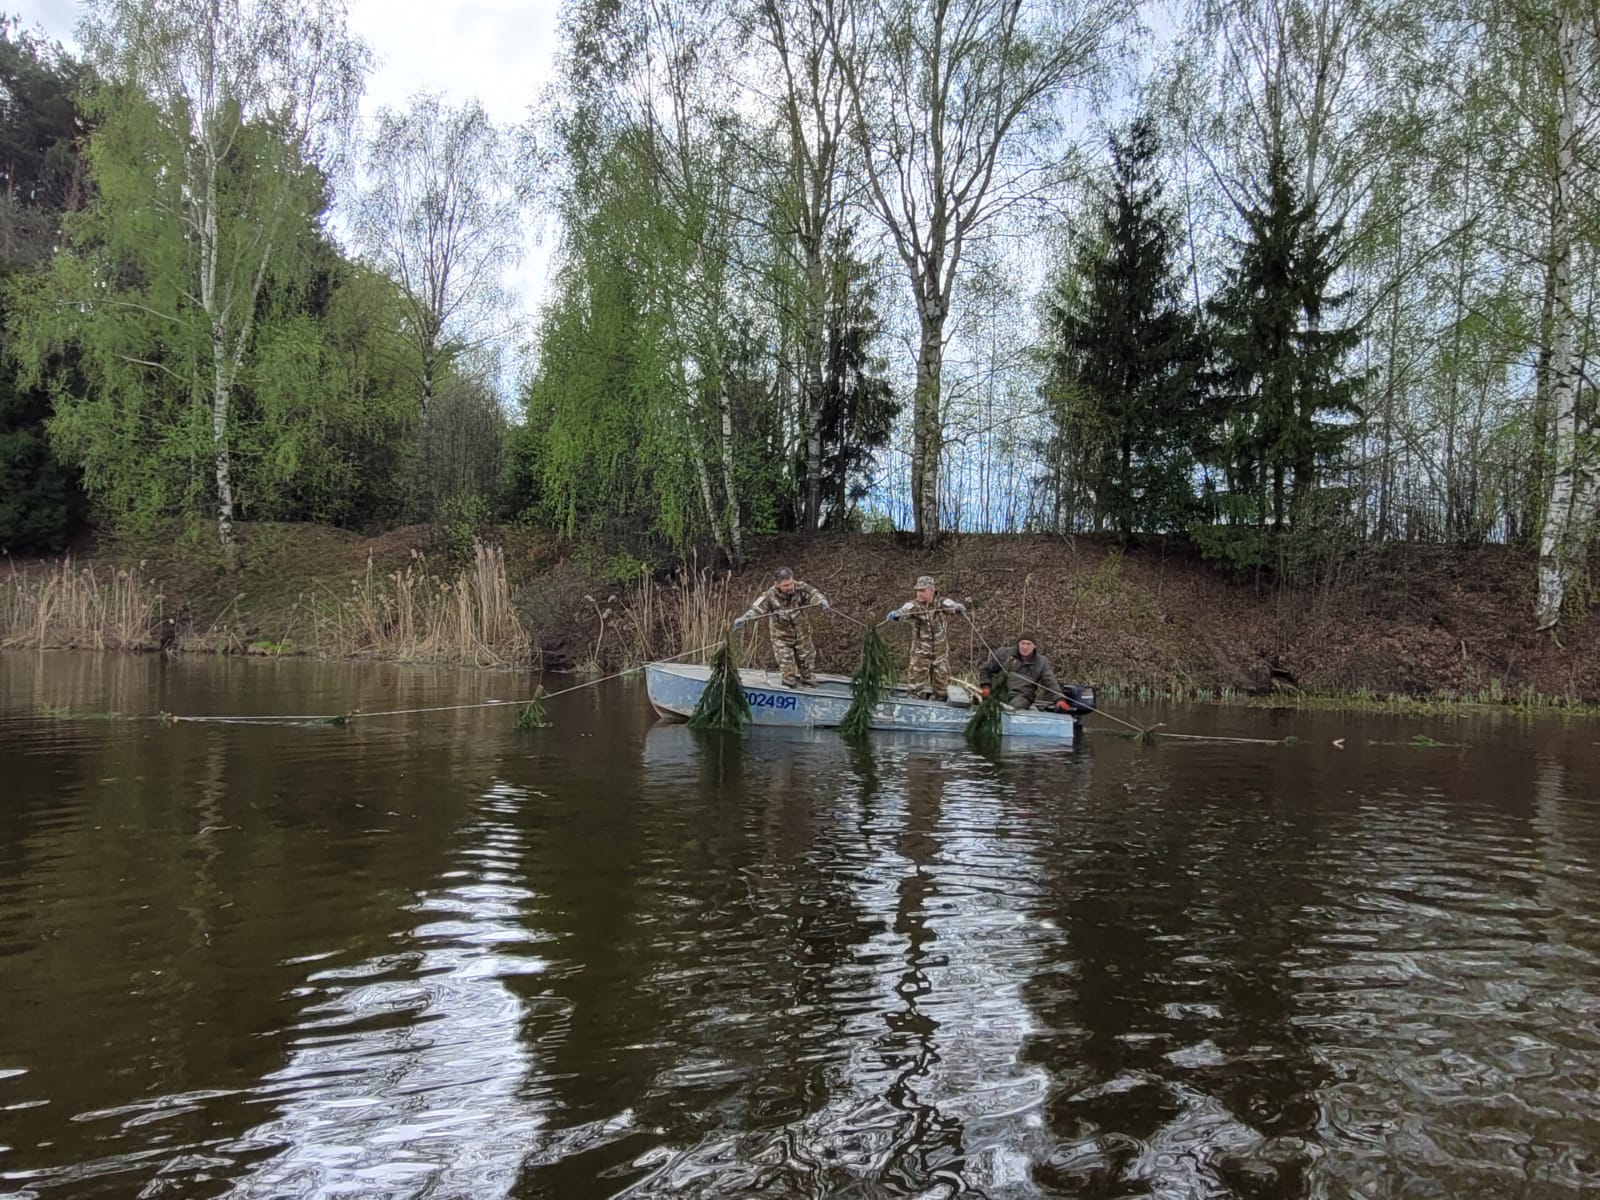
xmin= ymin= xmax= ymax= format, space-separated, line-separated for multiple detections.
xmin=12 ymin=524 xmax=1598 ymax=705
xmin=712 ymin=532 xmax=1599 ymax=704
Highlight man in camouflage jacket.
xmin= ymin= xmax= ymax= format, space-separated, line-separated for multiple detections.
xmin=734 ymin=567 xmax=830 ymax=687
xmin=886 ymin=575 xmax=966 ymax=701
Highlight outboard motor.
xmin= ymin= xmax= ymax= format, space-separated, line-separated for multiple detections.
xmin=1061 ymin=685 xmax=1096 ymax=716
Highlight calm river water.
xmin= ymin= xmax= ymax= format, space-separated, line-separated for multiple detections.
xmin=2 ymin=652 xmax=1599 ymax=1199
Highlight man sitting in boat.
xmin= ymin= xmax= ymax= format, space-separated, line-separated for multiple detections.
xmin=979 ymin=634 xmax=1077 ymax=714
xmin=886 ymin=575 xmax=966 ymax=702
xmin=733 ymin=567 xmax=830 ymax=688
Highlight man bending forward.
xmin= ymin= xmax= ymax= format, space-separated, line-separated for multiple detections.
xmin=734 ymin=568 xmax=829 ymax=688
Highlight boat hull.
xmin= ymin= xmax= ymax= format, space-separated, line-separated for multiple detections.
xmin=644 ymin=663 xmax=1087 ymax=741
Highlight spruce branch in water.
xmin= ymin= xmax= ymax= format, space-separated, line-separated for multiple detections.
xmin=964 ymin=674 xmax=1008 ymax=749
xmin=516 ymin=686 xmax=549 ymax=730
xmin=688 ymin=638 xmax=752 ymax=732
xmin=840 ymin=624 xmax=894 ymax=740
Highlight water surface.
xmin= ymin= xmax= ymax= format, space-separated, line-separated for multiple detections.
xmin=3 ymin=653 xmax=1599 ymax=1198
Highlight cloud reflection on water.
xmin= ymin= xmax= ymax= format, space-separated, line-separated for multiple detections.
xmin=225 ymin=784 xmax=565 ymax=1200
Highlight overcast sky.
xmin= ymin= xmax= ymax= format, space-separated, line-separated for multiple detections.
xmin=11 ymin=0 xmax=562 ymax=337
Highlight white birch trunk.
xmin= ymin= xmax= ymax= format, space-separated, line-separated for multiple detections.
xmin=198 ymin=123 xmax=235 ymax=561
xmin=681 ymin=365 xmax=726 ymax=558
xmin=913 ymin=298 xmax=945 ymax=545
xmin=691 ymin=439 xmax=724 ymax=559
xmin=1534 ymin=0 xmax=1589 ymax=630
xmin=717 ymin=374 xmax=743 ymax=564
xmin=802 ymin=245 xmax=827 ymax=531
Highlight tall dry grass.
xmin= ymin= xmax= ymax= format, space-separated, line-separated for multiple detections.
xmin=309 ymin=541 xmax=532 ymax=667
xmin=607 ymin=561 xmax=756 ymax=668
xmin=1 ymin=557 xmax=162 ymax=650
xmin=666 ymin=564 xmax=742 ymax=663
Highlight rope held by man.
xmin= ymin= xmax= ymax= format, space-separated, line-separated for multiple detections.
xmin=960 ymin=610 xmax=1156 ymax=737
xmin=961 ymin=612 xmax=1294 ymax=745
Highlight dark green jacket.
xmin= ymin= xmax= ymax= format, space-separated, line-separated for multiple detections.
xmin=979 ymin=645 xmax=1062 ymax=701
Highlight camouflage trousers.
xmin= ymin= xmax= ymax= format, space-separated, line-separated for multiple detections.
xmin=907 ymin=645 xmax=951 ymax=700
xmin=771 ymin=625 xmax=817 ymax=686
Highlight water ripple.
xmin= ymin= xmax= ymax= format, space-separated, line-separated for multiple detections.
xmin=5 ymin=663 xmax=1600 ymax=1197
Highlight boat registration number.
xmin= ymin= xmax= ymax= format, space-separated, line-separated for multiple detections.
xmin=747 ymin=691 xmax=798 ymax=711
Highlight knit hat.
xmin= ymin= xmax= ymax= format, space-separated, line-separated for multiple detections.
xmin=1017 ymin=632 xmax=1039 ymax=647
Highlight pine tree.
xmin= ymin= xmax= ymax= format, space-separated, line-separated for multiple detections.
xmin=1039 ymin=118 xmax=1207 ymax=537
xmin=1205 ymin=150 xmax=1364 ymax=534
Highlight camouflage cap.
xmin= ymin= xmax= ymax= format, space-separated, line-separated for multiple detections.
xmin=914 ymin=575 xmax=937 ymax=590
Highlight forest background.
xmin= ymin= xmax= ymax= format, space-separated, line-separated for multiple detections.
xmin=1 ymin=0 xmax=1598 ymax=698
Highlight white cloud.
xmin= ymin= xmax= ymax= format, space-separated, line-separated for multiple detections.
xmin=351 ymin=0 xmax=558 ymax=122
xmin=11 ymin=0 xmax=77 ymax=35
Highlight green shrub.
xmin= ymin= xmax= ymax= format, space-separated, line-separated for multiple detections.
xmin=434 ymin=493 xmax=491 ymax=567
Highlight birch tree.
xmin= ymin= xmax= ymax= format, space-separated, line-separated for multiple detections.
xmin=1533 ymin=0 xmax=1599 ymax=628
xmin=356 ymin=94 xmax=522 ymax=417
xmin=647 ymin=0 xmax=750 ymax=561
xmin=1182 ymin=0 xmax=1408 ymax=221
xmin=517 ymin=0 xmax=774 ymax=558
xmin=63 ymin=0 xmax=366 ymax=557
xmin=830 ymin=0 xmax=1130 ymax=543
xmin=751 ymin=0 xmax=855 ymax=530
xmin=5 ymin=0 xmax=366 ymax=553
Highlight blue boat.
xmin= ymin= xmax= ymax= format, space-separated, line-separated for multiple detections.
xmin=644 ymin=662 xmax=1093 ymax=741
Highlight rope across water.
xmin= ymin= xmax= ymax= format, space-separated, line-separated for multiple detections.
xmin=144 ymin=603 xmax=852 ymax=727
xmin=97 ymin=603 xmax=1291 ymax=745
xmin=959 ymin=612 xmax=1291 ymax=746
xmin=151 ymin=638 xmax=733 ymax=727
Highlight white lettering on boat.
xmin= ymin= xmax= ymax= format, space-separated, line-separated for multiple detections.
xmin=746 ymin=691 xmax=798 ymax=711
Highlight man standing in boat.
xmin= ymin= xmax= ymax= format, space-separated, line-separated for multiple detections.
xmin=733 ymin=567 xmax=830 ymax=688
xmin=886 ymin=575 xmax=966 ymax=701
xmin=978 ymin=634 xmax=1076 ymax=713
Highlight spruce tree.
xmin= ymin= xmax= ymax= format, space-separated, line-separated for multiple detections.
xmin=1205 ymin=150 xmax=1364 ymax=534
xmin=1039 ymin=118 xmax=1207 ymax=537
xmin=816 ymin=233 xmax=898 ymax=529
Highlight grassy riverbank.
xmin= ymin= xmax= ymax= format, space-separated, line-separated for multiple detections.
xmin=4 ymin=522 xmax=1598 ymax=709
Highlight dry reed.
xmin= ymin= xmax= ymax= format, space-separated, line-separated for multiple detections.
xmin=1 ymin=557 xmax=162 ymax=650
xmin=615 ymin=569 xmax=660 ymax=664
xmin=308 ymin=540 xmax=532 ymax=667
xmin=615 ymin=559 xmax=757 ymax=667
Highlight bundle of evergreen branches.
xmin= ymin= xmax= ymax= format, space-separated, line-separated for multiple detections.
xmin=515 ymin=686 xmax=549 ymax=730
xmin=964 ymin=673 xmax=1008 ymax=748
xmin=840 ymin=624 xmax=894 ymax=740
xmin=688 ymin=638 xmax=752 ymax=732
